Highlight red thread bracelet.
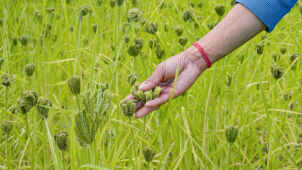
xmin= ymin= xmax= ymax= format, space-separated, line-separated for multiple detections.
xmin=193 ymin=42 xmax=212 ymax=68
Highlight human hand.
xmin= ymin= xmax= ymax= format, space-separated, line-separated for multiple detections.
xmin=125 ymin=46 xmax=208 ymax=118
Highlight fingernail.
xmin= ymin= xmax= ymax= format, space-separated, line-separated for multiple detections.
xmin=139 ymin=83 xmax=147 ymax=90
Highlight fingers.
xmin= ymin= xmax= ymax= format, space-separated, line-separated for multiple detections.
xmin=139 ymin=64 xmax=165 ymax=91
xmin=135 ymin=105 xmax=160 ymax=118
xmin=145 ymin=93 xmax=170 ymax=107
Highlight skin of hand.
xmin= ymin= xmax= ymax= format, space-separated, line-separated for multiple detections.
xmin=126 ymin=3 xmax=266 ymax=118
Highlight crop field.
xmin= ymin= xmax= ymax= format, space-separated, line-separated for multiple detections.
xmin=0 ymin=0 xmax=302 ymax=169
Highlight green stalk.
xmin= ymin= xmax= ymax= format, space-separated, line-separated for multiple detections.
xmin=140 ymin=53 xmax=148 ymax=76
xmin=43 ymin=120 xmax=46 ymax=169
xmin=129 ymin=117 xmax=137 ymax=168
xmin=62 ymin=151 xmax=65 ymax=170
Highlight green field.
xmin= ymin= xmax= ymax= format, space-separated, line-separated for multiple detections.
xmin=1 ymin=0 xmax=302 ymax=169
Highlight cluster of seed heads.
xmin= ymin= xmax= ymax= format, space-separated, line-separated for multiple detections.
xmin=215 ymin=5 xmax=225 ymax=16
xmin=182 ymin=9 xmax=194 ymax=22
xmin=25 ymin=63 xmax=35 ymax=77
xmin=225 ymin=125 xmax=239 ymax=144
xmin=144 ymin=22 xmax=158 ymax=35
xmin=270 ymin=65 xmax=284 ymax=80
xmin=256 ymin=43 xmax=264 ymax=55
xmin=1 ymin=73 xmax=10 ymax=87
xmin=115 ymin=0 xmax=124 ymax=6
xmin=36 ymin=97 xmax=52 ymax=119
xmin=143 ymin=147 xmax=156 ymax=162
xmin=280 ymin=46 xmax=287 ymax=54
xmin=127 ymin=73 xmax=138 ymax=86
xmin=178 ymin=37 xmax=188 ymax=47
xmin=68 ymin=76 xmax=81 ymax=95
xmin=19 ymin=35 xmax=29 ymax=46
xmin=131 ymin=83 xmax=162 ymax=103
xmin=74 ymin=83 xmax=112 ymax=147
xmin=174 ymin=26 xmax=183 ymax=36
xmin=79 ymin=5 xmax=90 ymax=18
xmin=127 ymin=8 xmax=142 ymax=22
xmin=54 ymin=132 xmax=68 ymax=151
xmin=120 ymin=99 xmax=136 ymax=117
xmin=18 ymin=90 xmax=38 ymax=114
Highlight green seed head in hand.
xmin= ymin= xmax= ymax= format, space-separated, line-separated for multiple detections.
xmin=120 ymin=99 xmax=136 ymax=117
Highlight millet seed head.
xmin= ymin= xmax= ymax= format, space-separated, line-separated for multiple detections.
xmin=46 ymin=7 xmax=55 ymax=14
xmin=96 ymin=81 xmax=109 ymax=91
xmin=130 ymin=82 xmax=140 ymax=97
xmin=280 ymin=46 xmax=287 ymax=54
xmin=255 ymin=43 xmax=264 ymax=55
xmin=11 ymin=37 xmax=18 ymax=45
xmin=36 ymin=97 xmax=52 ymax=119
xmin=144 ymin=22 xmax=158 ymax=35
xmin=143 ymin=147 xmax=156 ymax=162
xmin=127 ymin=8 xmax=142 ymax=22
xmin=144 ymin=90 xmax=153 ymax=101
xmin=120 ymin=99 xmax=136 ymax=117
xmin=270 ymin=65 xmax=284 ymax=80
xmin=124 ymin=36 xmax=130 ymax=43
xmin=1 ymin=73 xmax=10 ymax=87
xmin=115 ymin=0 xmax=124 ymax=6
xmin=22 ymin=90 xmax=38 ymax=106
xmin=155 ymin=45 xmax=165 ymax=60
xmin=1 ymin=120 xmax=13 ymax=134
xmin=25 ymin=63 xmax=36 ymax=77
xmin=178 ymin=37 xmax=188 ymax=46
xmin=128 ymin=44 xmax=140 ymax=57
xmin=19 ymin=35 xmax=29 ymax=46
xmin=136 ymin=90 xmax=146 ymax=103
xmin=215 ymin=5 xmax=225 ymax=16
xmin=198 ymin=2 xmax=203 ymax=8
xmin=225 ymin=125 xmax=239 ymax=144
xmin=174 ymin=26 xmax=183 ymax=36
xmin=148 ymin=39 xmax=158 ymax=49
xmin=54 ymin=131 xmax=68 ymax=151
xmin=182 ymin=9 xmax=194 ymax=22
xmin=68 ymin=76 xmax=81 ymax=95
xmin=79 ymin=5 xmax=90 ymax=17
xmin=134 ymin=38 xmax=144 ymax=49
xmin=127 ymin=73 xmax=138 ymax=86
xmin=18 ymin=97 xmax=33 ymax=114
xmin=110 ymin=0 xmax=116 ymax=8
xmin=152 ymin=86 xmax=162 ymax=99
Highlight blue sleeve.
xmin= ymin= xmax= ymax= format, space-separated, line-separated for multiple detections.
xmin=235 ymin=0 xmax=298 ymax=32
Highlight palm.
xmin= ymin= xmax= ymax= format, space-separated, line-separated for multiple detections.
xmin=126 ymin=52 xmax=204 ymax=118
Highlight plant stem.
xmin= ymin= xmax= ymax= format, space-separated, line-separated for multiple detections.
xmin=62 ymin=151 xmax=65 ymax=170
xmin=129 ymin=117 xmax=137 ymax=168
xmin=43 ymin=120 xmax=46 ymax=169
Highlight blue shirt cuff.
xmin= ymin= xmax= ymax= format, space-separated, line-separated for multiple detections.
xmin=235 ymin=0 xmax=297 ymax=32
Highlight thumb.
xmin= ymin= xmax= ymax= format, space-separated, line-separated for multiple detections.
xmin=139 ymin=64 xmax=165 ymax=91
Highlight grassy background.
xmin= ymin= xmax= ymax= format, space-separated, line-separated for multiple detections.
xmin=0 ymin=0 xmax=302 ymax=169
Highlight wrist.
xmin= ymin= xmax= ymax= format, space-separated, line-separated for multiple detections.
xmin=184 ymin=45 xmax=208 ymax=71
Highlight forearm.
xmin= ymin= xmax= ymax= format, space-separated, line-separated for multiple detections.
xmin=186 ymin=3 xmax=266 ymax=70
